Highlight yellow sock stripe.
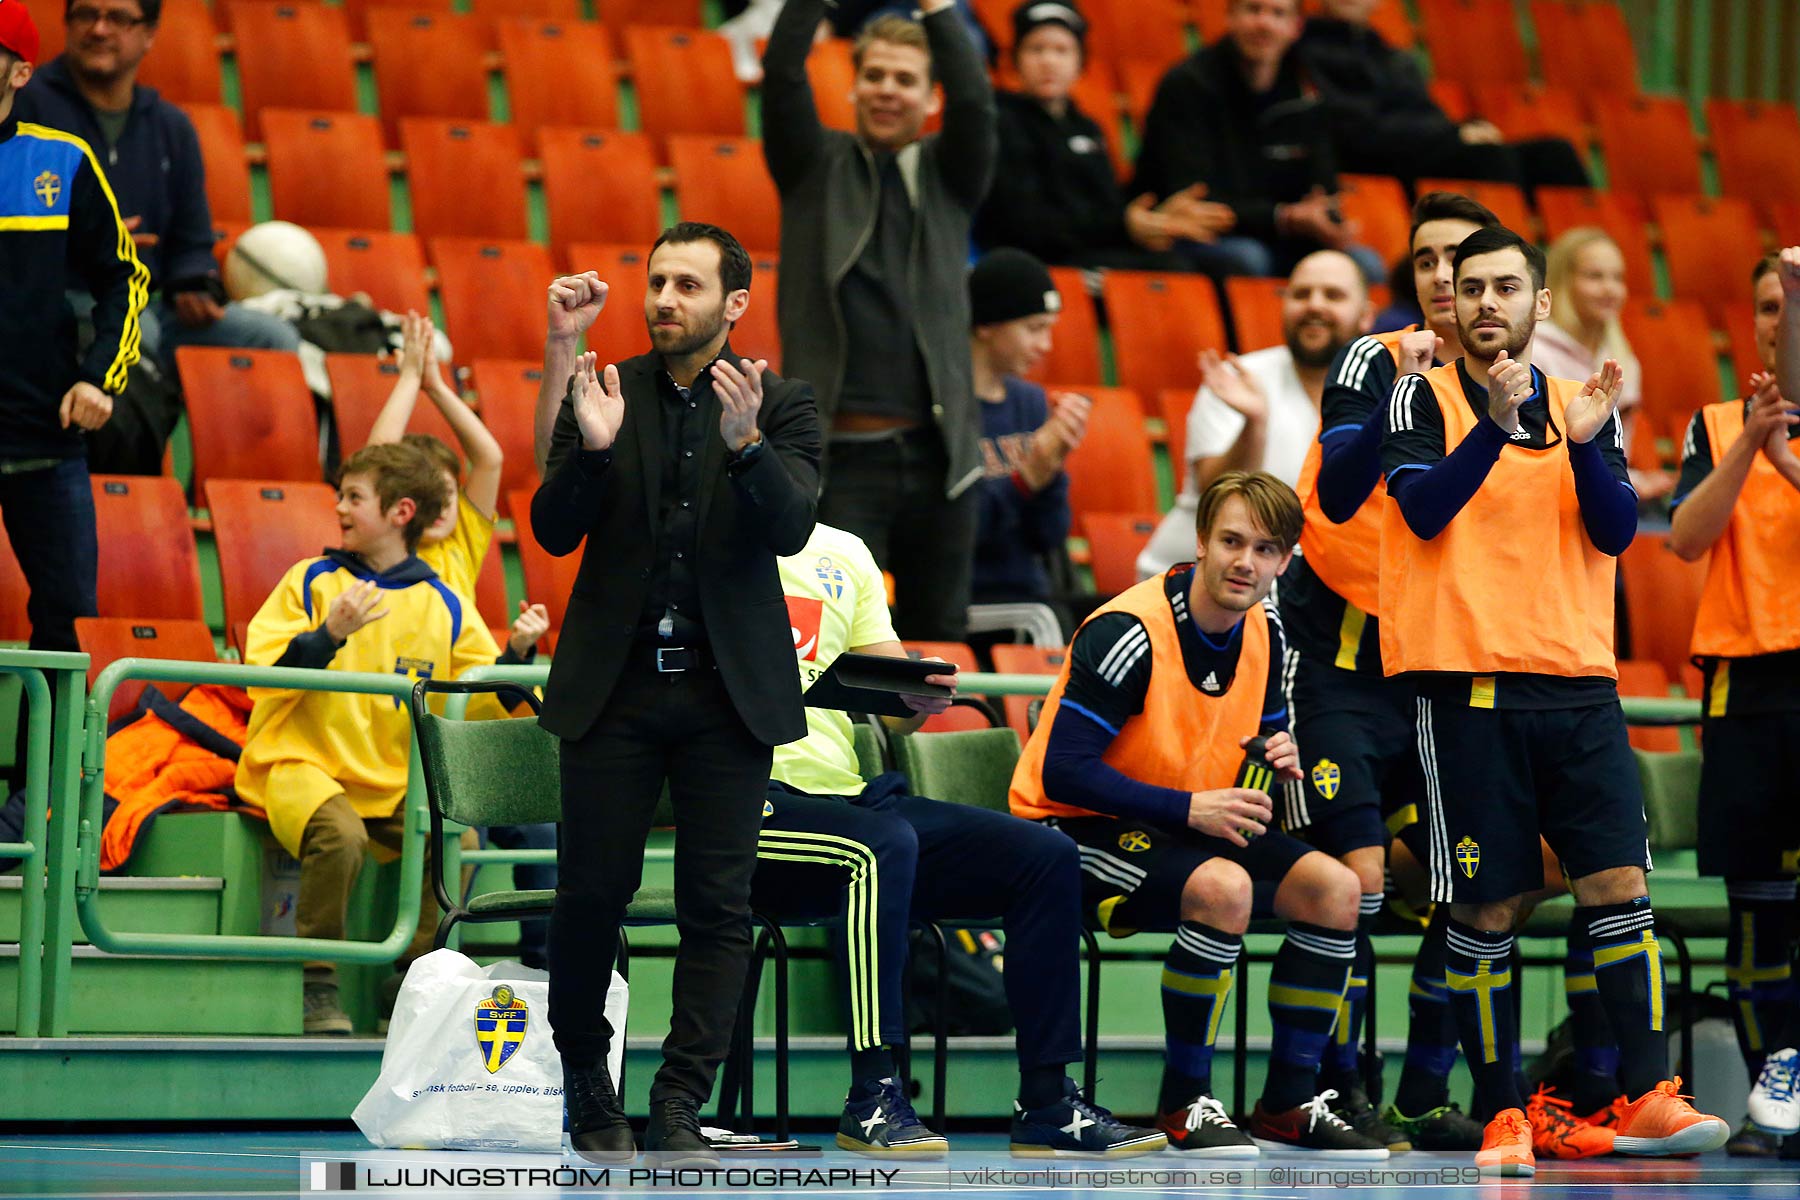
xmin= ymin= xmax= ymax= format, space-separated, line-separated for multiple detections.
xmin=1333 ymin=604 xmax=1367 ymax=671
xmin=1592 ymin=932 xmax=1665 ymax=1033
xmin=20 ymin=123 xmax=148 ymax=390
xmin=1725 ymin=909 xmax=1787 ymax=1051
xmin=1160 ymin=966 xmax=1234 ymax=1045
xmin=756 ymin=830 xmax=881 ymax=1051
xmin=1384 ymin=803 xmax=1419 ymax=836
xmin=1096 ymin=894 xmax=1136 ymax=937
xmin=1333 ymin=975 xmax=1368 ymax=1045
xmin=1445 ymin=963 xmax=1513 ymax=1063
xmin=1267 ymin=982 xmax=1350 ymax=1013
xmin=1563 ymin=973 xmax=1598 ymax=994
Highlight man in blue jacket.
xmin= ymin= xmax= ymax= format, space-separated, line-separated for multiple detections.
xmin=1 ymin=0 xmax=147 ymax=655
xmin=15 ymin=0 xmax=297 ymax=369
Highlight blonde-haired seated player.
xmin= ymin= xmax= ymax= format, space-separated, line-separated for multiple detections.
xmin=1011 ymin=471 xmax=1384 ymax=1159
xmin=235 ymin=443 xmax=530 ymax=1035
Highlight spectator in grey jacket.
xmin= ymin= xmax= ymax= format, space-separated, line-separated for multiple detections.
xmin=762 ymin=0 xmax=997 ymax=642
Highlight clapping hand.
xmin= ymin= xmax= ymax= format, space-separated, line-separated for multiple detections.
xmin=1198 ymin=348 xmax=1268 ymax=422
xmin=1398 ymin=329 xmax=1442 ymax=376
xmin=325 ymin=579 xmax=389 ymax=642
xmin=712 ymin=357 xmax=768 ymax=453
xmin=1485 ymin=349 xmax=1533 ymax=435
xmin=508 ymin=601 xmax=551 ymax=657
xmin=1566 ymin=358 xmax=1624 ymax=445
xmin=570 ymin=351 xmax=625 ymax=451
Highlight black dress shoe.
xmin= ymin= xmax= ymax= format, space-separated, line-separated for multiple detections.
xmin=565 ymin=1060 xmax=635 ymax=1162
xmin=645 ymin=1096 xmax=720 ymax=1166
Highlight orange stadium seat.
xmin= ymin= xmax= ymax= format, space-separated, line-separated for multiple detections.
xmin=1066 ymin=61 xmax=1129 ymax=179
xmin=767 ymin=35 xmax=861 ymax=134
xmin=598 ymin=0 xmax=702 ymax=26
xmin=903 ymin=641 xmax=982 ymax=673
xmin=1335 ymin=174 xmax=1412 ymax=267
xmin=1223 ymin=277 xmax=1286 ymax=354
xmin=1158 ymin=387 xmax=1196 ymax=483
xmin=735 ymin=250 xmax=784 ymax=369
xmin=472 ymin=541 xmax=512 ymax=643
xmin=1120 ymin=58 xmax=1166 ymax=133
xmin=1062 ymin=387 xmax=1158 ymax=520
xmin=90 ymin=475 xmax=204 ymax=622
xmin=1530 ymin=1 xmax=1640 ymax=102
xmin=324 ymin=354 xmax=461 ymax=457
xmin=624 ymin=27 xmax=746 ymax=140
xmin=1428 ymin=80 xmax=1472 ymax=124
xmin=668 ymin=136 xmax=783 ymax=254
xmin=0 ymin=524 xmax=27 ymax=640
xmin=473 ymin=0 xmax=582 ymax=21
xmin=204 ymin=479 xmax=343 ymax=650
xmin=1652 ymin=195 xmax=1767 ymax=327
xmin=1023 ymin=267 xmax=1099 ymax=386
xmin=1619 ymin=299 xmax=1725 ymax=454
xmin=903 ymin=641 xmax=990 ymax=733
xmin=499 ymin=21 xmax=622 ymax=141
xmin=988 ymin=642 xmax=1066 ymax=741
xmin=75 ymin=618 xmax=221 ymax=722
xmin=1535 ymin=187 xmax=1655 ymax=296
xmin=1614 ymin=659 xmax=1681 ymax=752
xmin=314 ymin=229 xmax=431 ymax=315
xmin=338 ymin=0 xmax=453 ymax=39
xmin=178 ymin=349 xmax=320 ymax=501
xmin=431 ymin=237 xmax=558 ymax=363
xmin=1191 ymin=0 xmax=1228 ymax=43
xmin=537 ymin=128 xmax=664 ymax=260
xmin=401 ymin=119 xmax=528 ymax=243
xmin=1592 ymin=94 xmax=1702 ymax=197
xmin=1705 ymin=99 xmax=1800 ymax=229
xmin=368 ymin=11 xmax=490 ymax=140
xmin=1081 ymin=511 xmax=1161 ymax=595
xmin=1618 ymin=533 xmax=1708 ymax=683
xmin=468 ymin=359 xmax=548 ymax=513
xmin=1467 ymin=82 xmax=1589 ymax=142
xmin=1419 ymin=0 xmax=1528 ymax=89
xmin=509 ymin=488 xmax=582 ymax=638
xmin=1084 ymin=0 xmax=1188 ymax=72
xmin=1413 ymin=179 xmax=1532 ymax=237
xmin=229 ymin=2 xmax=357 ymax=138
xmin=1772 ymin=201 xmax=1800 ymax=245
xmin=1365 ymin=0 xmax=1418 ymax=50
xmin=1724 ymin=317 xmax=1765 ymax=392
xmin=135 ymin=0 xmax=224 ymax=105
xmin=562 ymin=242 xmax=655 ymax=361
xmin=181 ymin=104 xmax=250 ymax=225
xmin=260 ymin=110 xmax=391 ymax=230
xmin=1102 ymin=272 xmax=1226 ymax=398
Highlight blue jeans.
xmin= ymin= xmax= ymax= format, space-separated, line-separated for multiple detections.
xmin=0 ymin=457 xmax=98 ymax=651
xmin=143 ymin=299 xmax=301 ymax=372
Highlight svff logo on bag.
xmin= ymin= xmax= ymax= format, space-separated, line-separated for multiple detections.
xmin=473 ymin=984 xmax=528 ymax=1074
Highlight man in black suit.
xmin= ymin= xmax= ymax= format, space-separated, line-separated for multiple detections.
xmin=529 ymin=222 xmax=821 ymax=1163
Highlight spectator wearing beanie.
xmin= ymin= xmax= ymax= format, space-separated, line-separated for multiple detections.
xmin=974 ymin=1 xmax=1228 ymax=270
xmin=969 ymin=249 xmax=1090 ymax=615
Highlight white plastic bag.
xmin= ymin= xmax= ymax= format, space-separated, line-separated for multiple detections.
xmin=353 ymin=948 xmax=627 ymax=1151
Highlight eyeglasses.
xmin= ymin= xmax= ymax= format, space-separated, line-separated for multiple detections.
xmin=66 ymin=7 xmax=150 ymax=30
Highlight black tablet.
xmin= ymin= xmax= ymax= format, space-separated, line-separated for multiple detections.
xmin=802 ymin=652 xmax=956 ymax=718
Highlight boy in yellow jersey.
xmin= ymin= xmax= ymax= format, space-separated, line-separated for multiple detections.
xmin=1669 ymin=254 xmax=1800 ymax=1155
xmin=236 ymin=443 xmax=521 ymax=1034
xmin=1012 ymin=472 xmax=1385 ymax=1160
xmin=752 ymin=521 xmax=1165 ymax=1159
xmin=1379 ymin=227 xmax=1728 ymax=1175
xmin=1284 ymin=192 xmax=1500 ymax=1151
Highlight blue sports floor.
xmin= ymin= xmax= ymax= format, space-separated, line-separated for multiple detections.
xmin=2 ymin=1131 xmax=1798 ymax=1198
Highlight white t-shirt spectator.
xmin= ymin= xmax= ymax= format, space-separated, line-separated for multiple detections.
xmin=1136 ymin=346 xmax=1318 ymax=579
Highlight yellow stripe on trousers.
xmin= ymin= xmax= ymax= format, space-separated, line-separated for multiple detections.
xmin=757 ymin=829 xmax=882 ymax=1051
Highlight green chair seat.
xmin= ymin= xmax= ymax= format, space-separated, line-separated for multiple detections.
xmin=467 ymin=889 xmax=556 ymax=915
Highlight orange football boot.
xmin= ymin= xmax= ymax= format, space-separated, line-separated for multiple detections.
xmin=1476 ymin=1107 xmax=1536 ymax=1177
xmin=1611 ymin=1078 xmax=1731 ymax=1156
xmin=1525 ymin=1085 xmax=1614 ymax=1158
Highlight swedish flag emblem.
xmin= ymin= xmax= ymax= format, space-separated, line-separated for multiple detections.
xmin=474 ymin=984 xmax=529 ymax=1074
xmin=1456 ymin=836 xmax=1481 ymax=879
xmin=1310 ymin=758 xmax=1341 ymax=801
xmin=1117 ymin=830 xmax=1152 ymax=853
xmin=35 ymin=170 xmax=63 ymax=208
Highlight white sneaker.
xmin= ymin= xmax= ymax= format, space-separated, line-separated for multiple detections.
xmin=1747 ymin=1048 xmax=1800 ymax=1135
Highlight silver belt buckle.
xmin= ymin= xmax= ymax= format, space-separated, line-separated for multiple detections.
xmin=655 ymin=647 xmax=688 ymax=673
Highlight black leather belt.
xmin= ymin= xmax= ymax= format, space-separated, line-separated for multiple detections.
xmin=648 ymin=644 xmax=710 ymax=673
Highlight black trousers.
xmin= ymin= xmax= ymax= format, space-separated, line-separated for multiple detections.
xmin=820 ymin=427 xmax=979 ymax=643
xmin=547 ymin=653 xmax=772 ymax=1104
xmin=1351 ymin=134 xmax=1590 ymax=198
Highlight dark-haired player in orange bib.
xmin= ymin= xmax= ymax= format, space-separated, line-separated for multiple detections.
xmin=1379 ymin=226 xmax=1729 ymax=1177
xmin=1669 ymin=253 xmax=1800 ymax=1155
xmin=1283 ymin=192 xmax=1503 ymax=1152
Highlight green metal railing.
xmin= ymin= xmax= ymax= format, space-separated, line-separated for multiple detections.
xmin=76 ymin=659 xmax=430 ymax=965
xmin=2 ymin=649 xmax=1706 ymax=1037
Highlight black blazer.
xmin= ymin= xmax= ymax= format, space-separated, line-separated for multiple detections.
xmin=530 ymin=345 xmax=821 ymax=746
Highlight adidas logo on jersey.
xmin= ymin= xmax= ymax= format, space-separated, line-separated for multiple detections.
xmin=1509 ymin=426 xmax=1531 ymax=441
xmin=1200 ymin=671 xmax=1220 ymax=693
